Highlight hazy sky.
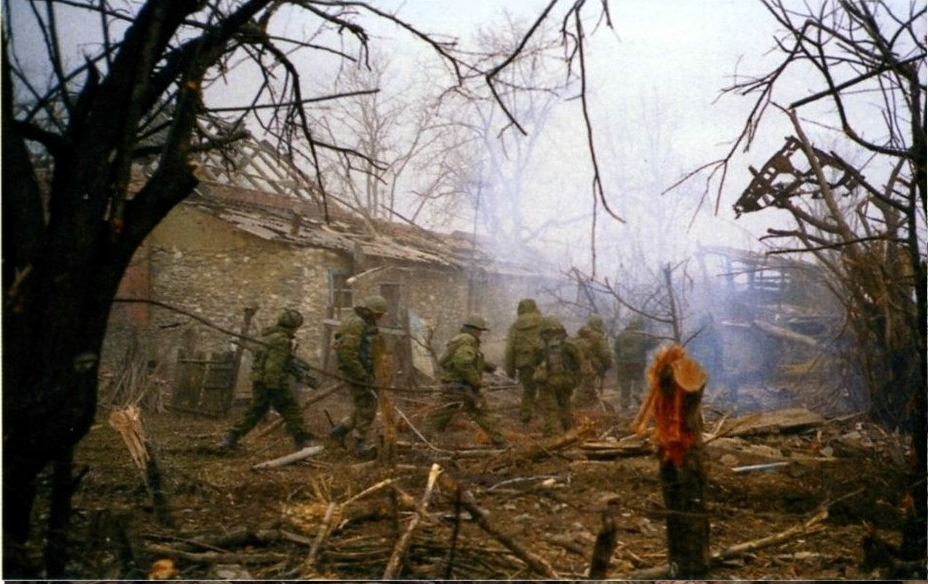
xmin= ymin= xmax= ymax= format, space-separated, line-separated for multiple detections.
xmin=10 ymin=0 xmax=892 ymax=273
xmin=359 ymin=0 xmax=804 ymax=266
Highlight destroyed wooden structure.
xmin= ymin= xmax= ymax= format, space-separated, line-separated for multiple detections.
xmin=692 ymin=245 xmax=853 ymax=416
xmin=169 ymin=350 xmax=236 ymax=416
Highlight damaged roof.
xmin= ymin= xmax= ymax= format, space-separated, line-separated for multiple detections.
xmin=184 ymin=139 xmax=549 ymax=278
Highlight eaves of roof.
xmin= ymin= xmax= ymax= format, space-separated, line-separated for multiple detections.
xmin=184 ymin=195 xmax=495 ymax=273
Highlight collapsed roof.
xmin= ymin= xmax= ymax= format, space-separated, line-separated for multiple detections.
xmin=185 ymin=137 xmax=550 ymax=279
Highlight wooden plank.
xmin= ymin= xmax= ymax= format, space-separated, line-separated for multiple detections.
xmin=718 ymin=408 xmax=824 ymax=437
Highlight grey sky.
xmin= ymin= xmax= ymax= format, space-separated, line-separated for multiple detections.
xmin=362 ymin=0 xmax=802 ymax=268
xmin=10 ymin=0 xmax=913 ymax=275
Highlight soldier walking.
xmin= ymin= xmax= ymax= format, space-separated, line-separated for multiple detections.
xmin=219 ymin=309 xmax=314 ymax=450
xmin=426 ymin=315 xmax=507 ymax=448
xmin=504 ymin=298 xmax=544 ymax=424
xmin=614 ymin=315 xmax=658 ymax=413
xmin=573 ymin=314 xmax=613 ymax=407
xmin=533 ymin=316 xmax=585 ymax=437
xmin=328 ymin=295 xmax=387 ymax=458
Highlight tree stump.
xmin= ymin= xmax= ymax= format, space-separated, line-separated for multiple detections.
xmin=635 ymin=344 xmax=710 ymax=578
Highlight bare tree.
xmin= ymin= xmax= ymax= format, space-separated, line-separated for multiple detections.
xmin=676 ymin=0 xmax=925 ymax=565
xmin=1 ymin=0 xmax=612 ymax=576
xmin=312 ymin=54 xmax=448 ymax=221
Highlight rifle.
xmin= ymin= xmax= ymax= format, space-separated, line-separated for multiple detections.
xmin=286 ymin=355 xmax=320 ymax=389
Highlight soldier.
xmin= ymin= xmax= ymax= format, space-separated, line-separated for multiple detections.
xmin=614 ymin=315 xmax=658 ymax=413
xmin=573 ymin=314 xmax=614 ymax=407
xmin=219 ymin=308 xmax=314 ymax=450
xmin=328 ymin=295 xmax=387 ymax=457
xmin=426 ymin=314 xmax=507 ymax=447
xmin=504 ymin=298 xmax=545 ymax=424
xmin=533 ymin=315 xmax=585 ymax=437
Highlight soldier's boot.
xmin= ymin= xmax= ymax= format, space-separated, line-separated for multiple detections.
xmin=218 ymin=431 xmax=239 ymax=450
xmin=354 ymin=438 xmax=376 ymax=459
xmin=328 ymin=424 xmax=350 ymax=448
xmin=490 ymin=433 xmax=508 ymax=448
xmin=293 ymin=432 xmax=315 ymax=450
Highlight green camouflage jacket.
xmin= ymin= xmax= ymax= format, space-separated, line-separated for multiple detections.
xmin=576 ymin=322 xmax=614 ymax=374
xmin=504 ymin=299 xmax=544 ymax=376
xmin=334 ymin=312 xmax=379 ymax=384
xmin=534 ymin=333 xmax=584 ymax=390
xmin=251 ymin=325 xmax=295 ymax=387
xmin=439 ymin=331 xmax=485 ymax=389
xmin=614 ymin=324 xmax=656 ymax=365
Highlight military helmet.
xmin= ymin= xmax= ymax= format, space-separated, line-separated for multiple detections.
xmin=541 ymin=315 xmax=564 ymax=333
xmin=463 ymin=314 xmax=489 ymax=331
xmin=277 ymin=308 xmax=304 ymax=328
xmin=516 ymin=298 xmax=538 ymax=314
xmin=361 ymin=294 xmax=388 ymax=315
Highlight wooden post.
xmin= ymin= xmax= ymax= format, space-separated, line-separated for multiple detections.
xmin=230 ymin=304 xmax=258 ymax=391
xmin=374 ymin=334 xmax=395 ymax=464
xmin=588 ymin=505 xmax=618 ymax=578
xmin=634 ymin=344 xmax=709 ymax=578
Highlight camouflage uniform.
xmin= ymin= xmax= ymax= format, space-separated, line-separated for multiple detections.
xmin=332 ymin=304 xmax=382 ymax=454
xmin=573 ymin=315 xmax=614 ymax=407
xmin=533 ymin=316 xmax=585 ymax=437
xmin=504 ymin=298 xmax=544 ymax=423
xmin=223 ymin=310 xmax=312 ymax=449
xmin=614 ymin=317 xmax=657 ymax=412
xmin=427 ymin=316 xmax=507 ymax=447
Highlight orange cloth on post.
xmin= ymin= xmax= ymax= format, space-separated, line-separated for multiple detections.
xmin=634 ymin=344 xmax=707 ymax=467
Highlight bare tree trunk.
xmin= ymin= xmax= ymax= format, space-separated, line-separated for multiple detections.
xmin=44 ymin=450 xmax=76 ymax=577
xmin=662 ymin=263 xmax=681 ymax=342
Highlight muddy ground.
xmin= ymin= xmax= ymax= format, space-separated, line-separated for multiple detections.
xmin=25 ymin=379 xmax=913 ymax=580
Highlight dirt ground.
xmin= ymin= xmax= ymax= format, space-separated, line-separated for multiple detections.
xmin=25 ymin=378 xmax=914 ymax=580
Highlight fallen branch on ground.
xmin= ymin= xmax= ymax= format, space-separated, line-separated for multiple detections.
xmin=300 ymin=501 xmax=337 ymax=576
xmin=383 ymin=463 xmax=442 ymax=578
xmin=251 ymin=445 xmax=324 ymax=470
xmin=438 ymin=472 xmax=558 ymax=578
xmin=144 ymin=543 xmax=287 ymax=565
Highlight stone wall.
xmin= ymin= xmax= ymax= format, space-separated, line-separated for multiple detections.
xmin=101 ymin=203 xmax=571 ymax=399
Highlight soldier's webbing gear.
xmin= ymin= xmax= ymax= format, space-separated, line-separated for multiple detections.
xmin=334 ymin=313 xmax=378 ymax=383
xmin=543 ymin=337 xmax=566 ymax=377
xmin=250 ymin=326 xmax=294 ymax=386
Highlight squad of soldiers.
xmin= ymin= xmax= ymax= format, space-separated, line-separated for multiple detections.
xmin=219 ymin=297 xmax=669 ymax=457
